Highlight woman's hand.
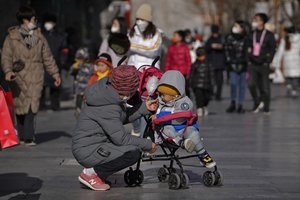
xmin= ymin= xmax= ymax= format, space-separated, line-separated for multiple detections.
xmin=5 ymin=72 xmax=16 ymax=81
xmin=54 ymin=76 xmax=62 ymax=87
xmin=146 ymin=97 xmax=159 ymax=112
xmin=148 ymin=142 xmax=157 ymax=154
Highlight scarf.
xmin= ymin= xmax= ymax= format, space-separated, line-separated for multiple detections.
xmin=19 ymin=26 xmax=38 ymax=49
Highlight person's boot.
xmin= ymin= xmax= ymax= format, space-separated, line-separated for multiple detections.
xmin=237 ymin=104 xmax=245 ymax=114
xmin=226 ymin=101 xmax=236 ymax=113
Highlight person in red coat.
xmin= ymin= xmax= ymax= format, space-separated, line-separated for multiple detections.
xmin=165 ymin=30 xmax=192 ymax=96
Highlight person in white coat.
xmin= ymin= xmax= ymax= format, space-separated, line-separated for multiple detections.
xmin=128 ymin=3 xmax=163 ymax=69
xmin=272 ymin=26 xmax=300 ymax=97
xmin=128 ymin=3 xmax=163 ymax=136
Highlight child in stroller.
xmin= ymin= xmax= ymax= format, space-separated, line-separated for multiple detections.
xmin=154 ymin=70 xmax=216 ymax=168
xmin=123 ymin=62 xmax=222 ymax=189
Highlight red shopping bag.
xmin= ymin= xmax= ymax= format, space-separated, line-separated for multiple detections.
xmin=0 ymin=90 xmax=19 ymax=149
xmin=0 ymin=86 xmax=16 ymax=126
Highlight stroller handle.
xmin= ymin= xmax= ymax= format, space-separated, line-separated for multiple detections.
xmin=151 ymin=56 xmax=160 ymax=67
xmin=152 ymin=111 xmax=198 ymax=129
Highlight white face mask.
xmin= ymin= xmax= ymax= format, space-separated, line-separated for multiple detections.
xmin=27 ymin=22 xmax=36 ymax=30
xmin=44 ymin=22 xmax=54 ymax=31
xmin=136 ymin=20 xmax=149 ymax=32
xmin=252 ymin=21 xmax=258 ymax=30
xmin=111 ymin=26 xmax=120 ymax=33
xmin=232 ymin=26 xmax=241 ymax=34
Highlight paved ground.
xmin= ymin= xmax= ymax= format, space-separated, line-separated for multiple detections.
xmin=0 ymin=84 xmax=300 ymax=200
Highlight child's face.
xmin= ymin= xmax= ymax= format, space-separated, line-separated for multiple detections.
xmin=172 ymin=33 xmax=182 ymax=44
xmin=95 ymin=62 xmax=109 ymax=73
xmin=160 ymin=93 xmax=176 ymax=103
xmin=197 ymin=55 xmax=206 ymax=61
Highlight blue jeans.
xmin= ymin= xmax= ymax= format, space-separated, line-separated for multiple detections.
xmin=230 ymin=71 xmax=246 ymax=104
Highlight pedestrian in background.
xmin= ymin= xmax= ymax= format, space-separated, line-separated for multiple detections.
xmin=98 ymin=17 xmax=130 ymax=67
xmin=272 ymin=26 xmax=300 ymax=98
xmin=1 ymin=5 xmax=61 ymax=146
xmin=190 ymin=47 xmax=214 ymax=117
xmin=71 ymin=47 xmax=93 ymax=118
xmin=205 ymin=24 xmax=226 ymax=101
xmin=248 ymin=13 xmax=276 ymax=114
xmin=128 ymin=3 xmax=163 ymax=137
xmin=41 ymin=13 xmax=68 ymax=111
xmin=224 ymin=21 xmax=248 ymax=113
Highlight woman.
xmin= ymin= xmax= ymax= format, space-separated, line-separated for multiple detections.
xmin=72 ymin=65 xmax=158 ymax=191
xmin=272 ymin=26 xmax=300 ymax=98
xmin=128 ymin=3 xmax=163 ymax=136
xmin=98 ymin=17 xmax=130 ymax=67
xmin=1 ymin=5 xmax=61 ymax=146
xmin=224 ymin=21 xmax=248 ymax=113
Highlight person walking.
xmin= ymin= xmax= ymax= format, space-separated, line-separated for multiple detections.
xmin=1 ymin=6 xmax=61 ymax=145
xmin=272 ymin=26 xmax=300 ymax=98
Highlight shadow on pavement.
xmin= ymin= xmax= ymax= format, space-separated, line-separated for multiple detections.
xmin=0 ymin=173 xmax=42 ymax=199
xmin=35 ymin=131 xmax=72 ymax=144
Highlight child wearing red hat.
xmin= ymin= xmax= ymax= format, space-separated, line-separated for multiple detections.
xmin=87 ymin=53 xmax=113 ymax=87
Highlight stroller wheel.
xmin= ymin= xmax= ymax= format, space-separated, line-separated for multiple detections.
xmin=124 ymin=169 xmax=135 ymax=186
xmin=202 ymin=171 xmax=216 ymax=187
xmin=180 ymin=173 xmax=190 ymax=189
xmin=168 ymin=173 xmax=181 ymax=190
xmin=213 ymin=170 xmax=223 ymax=186
xmin=168 ymin=167 xmax=177 ymax=174
xmin=157 ymin=167 xmax=169 ymax=182
xmin=135 ymin=170 xmax=144 ymax=185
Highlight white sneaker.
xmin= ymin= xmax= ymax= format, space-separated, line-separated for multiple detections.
xmin=197 ymin=108 xmax=203 ymax=117
xmin=253 ymin=102 xmax=264 ymax=113
xmin=131 ymin=130 xmax=141 ymax=137
xmin=291 ymin=90 xmax=297 ymax=98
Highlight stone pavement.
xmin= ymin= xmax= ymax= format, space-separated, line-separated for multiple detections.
xmin=0 ymin=85 xmax=300 ymax=200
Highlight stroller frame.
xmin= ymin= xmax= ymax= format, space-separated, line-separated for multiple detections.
xmin=124 ymin=111 xmax=223 ymax=190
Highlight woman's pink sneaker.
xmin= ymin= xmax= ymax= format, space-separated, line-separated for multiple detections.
xmin=78 ymin=172 xmax=110 ymax=191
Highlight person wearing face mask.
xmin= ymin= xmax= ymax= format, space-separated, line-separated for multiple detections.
xmin=72 ymin=65 xmax=158 ymax=191
xmin=189 ymin=47 xmax=214 ymax=117
xmin=1 ymin=6 xmax=61 ymax=146
xmin=224 ymin=21 xmax=248 ymax=113
xmin=40 ymin=13 xmax=68 ymax=111
xmin=247 ymin=13 xmax=276 ymax=114
xmin=164 ymin=30 xmax=192 ymax=97
xmin=128 ymin=3 xmax=163 ymax=137
xmin=128 ymin=3 xmax=163 ymax=69
xmin=98 ymin=17 xmax=130 ymax=67
xmin=205 ymin=24 xmax=226 ymax=101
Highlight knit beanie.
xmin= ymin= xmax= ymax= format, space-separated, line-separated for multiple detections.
xmin=95 ymin=53 xmax=113 ymax=68
xmin=157 ymin=84 xmax=180 ymax=96
xmin=110 ymin=65 xmax=140 ymax=97
xmin=136 ymin=3 xmax=152 ymax=22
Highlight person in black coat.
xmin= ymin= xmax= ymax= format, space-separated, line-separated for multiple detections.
xmin=247 ymin=13 xmax=276 ymax=114
xmin=190 ymin=47 xmax=214 ymax=117
xmin=205 ymin=24 xmax=226 ymax=101
xmin=40 ymin=13 xmax=68 ymax=111
xmin=224 ymin=20 xmax=248 ymax=113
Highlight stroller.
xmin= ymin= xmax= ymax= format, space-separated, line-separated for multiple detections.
xmin=123 ymin=57 xmax=223 ymax=190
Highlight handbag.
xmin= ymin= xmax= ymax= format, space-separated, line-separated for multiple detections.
xmin=0 ymin=88 xmax=19 ymax=149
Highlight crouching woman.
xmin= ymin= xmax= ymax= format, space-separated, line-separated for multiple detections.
xmin=72 ymin=65 xmax=157 ymax=191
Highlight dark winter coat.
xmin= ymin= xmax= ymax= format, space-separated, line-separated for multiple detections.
xmin=224 ymin=33 xmax=248 ymax=73
xmin=205 ymin=35 xmax=226 ymax=70
xmin=189 ymin=60 xmax=214 ymax=90
xmin=247 ymin=29 xmax=276 ymax=65
xmin=43 ymin=29 xmax=67 ymax=87
xmin=72 ymin=77 xmax=152 ymax=168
